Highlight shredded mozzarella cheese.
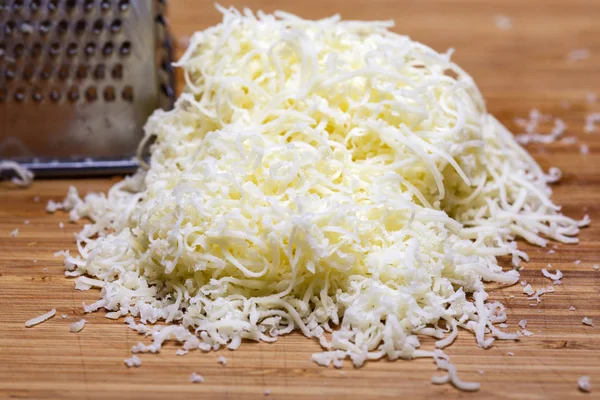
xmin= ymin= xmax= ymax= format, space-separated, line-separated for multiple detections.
xmin=190 ymin=372 xmax=204 ymax=383
xmin=53 ymin=7 xmax=587 ymax=391
xmin=578 ymin=376 xmax=592 ymax=393
xmin=25 ymin=309 xmax=56 ymax=327
xmin=70 ymin=319 xmax=87 ymax=333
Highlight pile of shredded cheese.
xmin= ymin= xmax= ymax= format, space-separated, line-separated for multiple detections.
xmin=54 ymin=7 xmax=588 ymax=390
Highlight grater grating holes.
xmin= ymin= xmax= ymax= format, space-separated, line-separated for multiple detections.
xmin=30 ymin=0 xmax=41 ymax=13
xmin=119 ymin=40 xmax=130 ymax=56
xmin=39 ymin=20 xmax=51 ymax=35
xmin=40 ymin=63 xmax=53 ymax=79
xmin=31 ymin=42 xmax=43 ymax=57
xmin=47 ymin=0 xmax=58 ymax=13
xmin=5 ymin=63 xmax=16 ymax=80
xmin=103 ymin=85 xmax=115 ymax=101
xmin=85 ymin=86 xmax=98 ymax=102
xmin=93 ymin=63 xmax=105 ymax=79
xmin=92 ymin=18 xmax=103 ymax=34
xmin=49 ymin=41 xmax=60 ymax=56
xmin=57 ymin=19 xmax=69 ymax=35
xmin=5 ymin=20 xmax=16 ymax=35
xmin=32 ymin=86 xmax=43 ymax=102
xmin=49 ymin=88 xmax=61 ymax=102
xmin=66 ymin=42 xmax=77 ymax=56
xmin=22 ymin=63 xmax=35 ymax=80
xmin=66 ymin=0 xmax=78 ymax=12
xmin=74 ymin=19 xmax=86 ymax=35
xmin=110 ymin=19 xmax=121 ymax=33
xmin=118 ymin=0 xmax=130 ymax=12
xmin=14 ymin=87 xmax=26 ymax=102
xmin=84 ymin=41 xmax=96 ymax=56
xmin=76 ymin=64 xmax=89 ymax=79
xmin=100 ymin=0 xmax=110 ymax=12
xmin=13 ymin=42 xmax=25 ymax=58
xmin=58 ymin=63 xmax=70 ymax=80
xmin=83 ymin=0 xmax=94 ymax=13
xmin=121 ymin=85 xmax=133 ymax=102
xmin=111 ymin=63 xmax=122 ymax=79
xmin=67 ymin=85 xmax=79 ymax=102
xmin=102 ymin=41 xmax=113 ymax=56
xmin=12 ymin=0 xmax=24 ymax=12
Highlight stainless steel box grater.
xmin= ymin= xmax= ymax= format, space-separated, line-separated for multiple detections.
xmin=0 ymin=0 xmax=175 ymax=177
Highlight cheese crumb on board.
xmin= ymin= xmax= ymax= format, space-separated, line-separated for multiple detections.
xmin=570 ymin=306 xmax=576 ymax=311
xmin=25 ymin=309 xmax=56 ymax=327
xmin=124 ymin=355 xmax=141 ymax=368
xmin=218 ymin=356 xmax=228 ymax=366
xmin=567 ymin=48 xmax=590 ymax=62
xmin=0 ymin=161 xmax=34 ymax=187
xmin=10 ymin=228 xmax=19 ymax=238
xmin=190 ymin=372 xmax=204 ymax=383
xmin=494 ymin=15 xmax=513 ymax=31
xmin=582 ymin=318 xmax=594 ymax=327
xmin=51 ymin=6 xmax=588 ymax=392
xmin=69 ymin=319 xmax=87 ymax=333
xmin=578 ymin=376 xmax=592 ymax=393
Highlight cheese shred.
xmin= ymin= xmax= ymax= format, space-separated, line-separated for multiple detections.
xmin=53 ymin=7 xmax=587 ymax=391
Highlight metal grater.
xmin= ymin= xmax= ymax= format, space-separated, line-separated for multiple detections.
xmin=0 ymin=0 xmax=175 ymax=177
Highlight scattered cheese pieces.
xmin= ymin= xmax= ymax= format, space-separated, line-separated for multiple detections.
xmin=541 ymin=268 xmax=562 ymax=281
xmin=10 ymin=228 xmax=19 ymax=238
xmin=218 ymin=356 xmax=228 ymax=366
xmin=25 ymin=309 xmax=56 ymax=327
xmin=574 ymin=260 xmax=582 ymax=266
xmin=0 ymin=161 xmax=34 ymax=187
xmin=580 ymin=144 xmax=589 ymax=155
xmin=593 ymin=265 xmax=599 ymax=271
xmin=570 ymin=306 xmax=576 ymax=311
xmin=523 ymin=285 xmax=535 ymax=296
xmin=568 ymin=48 xmax=590 ymax=62
xmin=69 ymin=319 xmax=87 ymax=333
xmin=494 ymin=15 xmax=513 ymax=31
xmin=190 ymin=372 xmax=204 ymax=383
xmin=578 ymin=376 xmax=592 ymax=393
xmin=124 ymin=355 xmax=142 ymax=368
xmin=585 ymin=113 xmax=600 ymax=134
xmin=61 ymin=314 xmax=68 ymax=319
xmin=582 ymin=317 xmax=594 ymax=327
xmin=518 ymin=320 xmax=528 ymax=330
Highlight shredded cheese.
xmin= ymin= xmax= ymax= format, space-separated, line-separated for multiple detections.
xmin=218 ymin=356 xmax=228 ymax=366
xmin=70 ymin=319 xmax=87 ymax=333
xmin=125 ymin=355 xmax=142 ymax=368
xmin=9 ymin=228 xmax=19 ymax=238
xmin=190 ymin=372 xmax=204 ymax=383
xmin=25 ymin=309 xmax=56 ymax=327
xmin=578 ymin=376 xmax=592 ymax=393
xmin=0 ymin=161 xmax=34 ymax=187
xmin=53 ymin=7 xmax=587 ymax=391
xmin=582 ymin=317 xmax=593 ymax=327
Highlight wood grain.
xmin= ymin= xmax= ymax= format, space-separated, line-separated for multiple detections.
xmin=2 ymin=0 xmax=600 ymax=399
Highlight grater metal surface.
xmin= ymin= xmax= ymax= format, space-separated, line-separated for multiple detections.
xmin=0 ymin=0 xmax=174 ymax=177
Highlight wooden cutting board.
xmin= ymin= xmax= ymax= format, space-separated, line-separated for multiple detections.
xmin=1 ymin=0 xmax=600 ymax=399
